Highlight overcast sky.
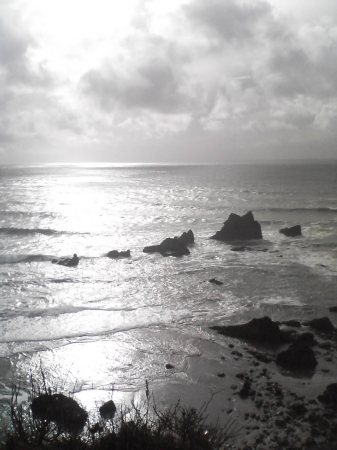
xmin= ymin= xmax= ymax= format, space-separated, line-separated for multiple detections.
xmin=0 ymin=0 xmax=337 ymax=164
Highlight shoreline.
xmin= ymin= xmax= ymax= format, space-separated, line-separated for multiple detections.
xmin=3 ymin=310 xmax=335 ymax=449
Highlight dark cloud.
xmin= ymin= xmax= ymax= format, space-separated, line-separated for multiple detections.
xmin=268 ymin=43 xmax=337 ymax=99
xmin=0 ymin=17 xmax=50 ymax=85
xmin=185 ymin=0 xmax=271 ymax=42
xmin=81 ymin=32 xmax=191 ymax=114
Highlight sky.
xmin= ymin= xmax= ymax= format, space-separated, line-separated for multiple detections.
xmin=0 ymin=0 xmax=337 ymax=164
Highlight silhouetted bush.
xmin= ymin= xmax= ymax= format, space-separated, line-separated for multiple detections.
xmin=0 ymin=379 xmax=238 ymax=450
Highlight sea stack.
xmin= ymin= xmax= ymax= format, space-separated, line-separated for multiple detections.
xmin=211 ymin=211 xmax=262 ymax=241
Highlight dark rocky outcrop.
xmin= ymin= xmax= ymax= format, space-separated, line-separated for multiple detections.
xmin=106 ymin=250 xmax=131 ymax=259
xmin=276 ymin=342 xmax=317 ymax=371
xmin=178 ymin=229 xmax=194 ymax=245
xmin=143 ymin=230 xmax=194 ymax=257
xmin=239 ymin=379 xmax=253 ymax=399
xmin=318 ymin=383 xmax=337 ymax=409
xmin=279 ymin=225 xmax=302 ymax=237
xmin=52 ymin=254 xmax=79 ymax=267
xmin=209 ymin=278 xmax=223 ymax=286
xmin=303 ymin=317 xmax=335 ymax=334
xmin=211 ymin=316 xmax=289 ymax=345
xmin=99 ymin=400 xmax=116 ymax=420
xmin=211 ymin=211 xmax=262 ymax=241
xmin=31 ymin=393 xmax=87 ymax=433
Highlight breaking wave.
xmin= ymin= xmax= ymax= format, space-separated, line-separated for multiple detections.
xmin=0 ymin=227 xmax=90 ymax=236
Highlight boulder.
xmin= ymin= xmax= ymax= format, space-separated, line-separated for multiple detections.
xmin=210 ymin=211 xmax=262 ymax=241
xmin=99 ymin=400 xmax=116 ymax=420
xmin=211 ymin=316 xmax=289 ymax=345
xmin=303 ymin=317 xmax=335 ymax=334
xmin=279 ymin=225 xmax=302 ymax=237
xmin=106 ymin=250 xmax=130 ymax=259
xmin=52 ymin=254 xmax=79 ymax=267
xmin=209 ymin=278 xmax=223 ymax=286
xmin=143 ymin=230 xmax=194 ymax=257
xmin=239 ymin=379 xmax=253 ymax=399
xmin=31 ymin=393 xmax=87 ymax=433
xmin=329 ymin=306 xmax=337 ymax=313
xmin=143 ymin=245 xmax=161 ymax=253
xmin=276 ymin=342 xmax=317 ymax=371
xmin=318 ymin=383 xmax=337 ymax=409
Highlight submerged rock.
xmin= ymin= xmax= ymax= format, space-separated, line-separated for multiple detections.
xmin=52 ymin=253 xmax=79 ymax=267
xmin=31 ymin=393 xmax=87 ymax=433
xmin=209 ymin=278 xmax=223 ymax=286
xmin=303 ymin=317 xmax=335 ymax=334
xmin=99 ymin=400 xmax=116 ymax=420
xmin=165 ymin=363 xmax=175 ymax=369
xmin=210 ymin=211 xmax=262 ymax=241
xmin=211 ymin=316 xmax=289 ymax=345
xmin=106 ymin=249 xmax=131 ymax=259
xmin=318 ymin=383 xmax=337 ymax=409
xmin=276 ymin=342 xmax=317 ymax=371
xmin=143 ymin=230 xmax=194 ymax=257
xmin=279 ymin=225 xmax=302 ymax=237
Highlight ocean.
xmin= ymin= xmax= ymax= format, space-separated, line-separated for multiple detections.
xmin=0 ymin=163 xmax=336 ymax=415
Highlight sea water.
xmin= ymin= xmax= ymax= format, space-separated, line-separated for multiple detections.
xmin=0 ymin=163 xmax=336 ymax=410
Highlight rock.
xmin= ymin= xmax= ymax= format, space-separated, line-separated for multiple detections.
xmin=328 ymin=306 xmax=337 ymax=313
xmin=211 ymin=316 xmax=289 ymax=345
xmin=143 ymin=230 xmax=194 ymax=257
xmin=318 ymin=384 xmax=337 ymax=409
xmin=31 ymin=393 xmax=87 ymax=433
xmin=143 ymin=245 xmax=161 ymax=253
xmin=303 ymin=317 xmax=335 ymax=334
xmin=52 ymin=253 xmax=79 ymax=267
xmin=247 ymin=350 xmax=273 ymax=363
xmin=165 ymin=363 xmax=174 ymax=369
xmin=106 ymin=249 xmax=130 ymax=259
xmin=178 ymin=229 xmax=194 ymax=245
xmin=239 ymin=379 xmax=253 ymax=399
xmin=276 ymin=342 xmax=317 ymax=370
xmin=99 ymin=400 xmax=116 ymax=420
xmin=209 ymin=278 xmax=223 ymax=286
xmin=279 ymin=225 xmax=302 ymax=237
xmin=210 ymin=211 xmax=262 ymax=241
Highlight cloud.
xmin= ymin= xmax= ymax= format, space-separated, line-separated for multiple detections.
xmin=82 ymin=56 xmax=187 ymax=114
xmin=184 ymin=0 xmax=271 ymax=43
xmin=1 ymin=0 xmax=337 ymax=162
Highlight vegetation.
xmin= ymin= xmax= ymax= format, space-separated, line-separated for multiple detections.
xmin=0 ymin=379 xmax=238 ymax=450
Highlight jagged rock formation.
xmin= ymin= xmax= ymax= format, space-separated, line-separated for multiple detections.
xmin=211 ymin=211 xmax=262 ymax=241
